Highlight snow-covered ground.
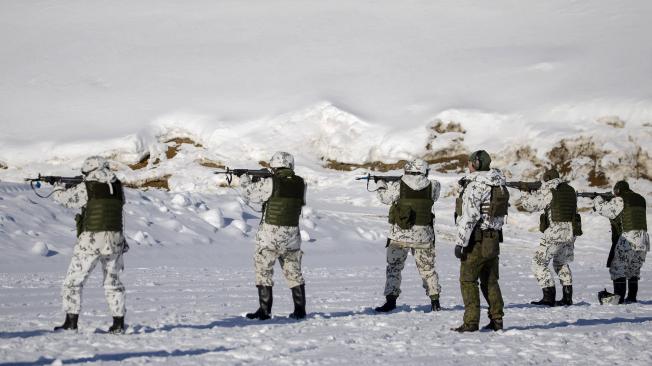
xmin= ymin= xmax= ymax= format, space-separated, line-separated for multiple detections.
xmin=1 ymin=1 xmax=652 ymax=365
xmin=1 ymin=178 xmax=651 ymax=365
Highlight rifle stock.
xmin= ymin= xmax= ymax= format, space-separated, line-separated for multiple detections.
xmin=577 ymin=192 xmax=615 ymax=200
xmin=505 ymin=181 xmax=542 ymax=192
xmin=214 ymin=168 xmax=273 ymax=185
xmin=355 ymin=174 xmax=402 ymax=192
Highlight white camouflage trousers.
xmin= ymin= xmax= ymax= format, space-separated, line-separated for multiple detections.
xmin=62 ymin=249 xmax=126 ymax=316
xmin=610 ymin=237 xmax=647 ymax=280
xmin=532 ymin=239 xmax=575 ymax=288
xmin=384 ymin=241 xmax=441 ymax=298
xmin=254 ymin=244 xmax=304 ymax=288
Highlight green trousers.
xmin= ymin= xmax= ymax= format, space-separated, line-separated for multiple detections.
xmin=459 ymin=231 xmax=504 ymax=326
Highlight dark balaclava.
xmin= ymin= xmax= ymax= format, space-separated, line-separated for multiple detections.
xmin=542 ymin=169 xmax=560 ymax=182
xmin=613 ymin=181 xmax=630 ymax=196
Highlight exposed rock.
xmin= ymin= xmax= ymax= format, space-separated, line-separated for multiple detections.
xmin=597 ymin=115 xmax=626 ymax=129
xmin=128 ymin=153 xmax=151 ymax=170
xmin=124 ymin=175 xmax=171 ymax=191
xmin=198 ymin=159 xmax=225 ymax=169
xmin=165 ymin=137 xmax=203 ymax=148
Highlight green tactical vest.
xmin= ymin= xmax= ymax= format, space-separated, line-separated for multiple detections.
xmin=621 ymin=190 xmax=647 ymax=232
xmin=264 ymin=169 xmax=305 ymax=227
xmin=456 ymin=181 xmax=509 ymax=221
xmin=549 ymin=182 xmax=577 ymax=222
xmin=80 ymin=180 xmax=124 ymax=233
xmin=388 ymin=180 xmax=434 ymax=229
xmin=482 ymin=185 xmax=509 ymax=219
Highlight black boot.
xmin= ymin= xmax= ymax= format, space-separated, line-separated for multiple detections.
xmin=531 ymin=286 xmax=556 ymax=306
xmin=289 ymin=284 xmax=306 ymax=319
xmin=482 ymin=318 xmax=503 ymax=331
xmin=555 ymin=285 xmax=573 ymax=306
xmin=598 ymin=288 xmax=612 ymax=305
xmin=54 ymin=313 xmax=78 ymax=331
xmin=626 ymin=277 xmax=639 ymax=303
xmin=246 ymin=286 xmax=273 ymax=320
xmin=613 ymin=278 xmax=627 ymax=304
xmin=375 ymin=295 xmax=397 ymax=312
xmin=430 ymin=296 xmax=441 ymax=312
xmin=108 ymin=316 xmax=125 ymax=334
xmin=451 ymin=323 xmax=479 ymax=332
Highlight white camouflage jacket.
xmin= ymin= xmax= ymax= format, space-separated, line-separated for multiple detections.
xmin=594 ymin=196 xmax=650 ymax=252
xmin=455 ymin=169 xmax=506 ymax=248
xmin=240 ymin=173 xmax=307 ymax=250
xmin=520 ymin=178 xmax=574 ymax=243
xmin=376 ymin=175 xmax=441 ymax=246
xmin=52 ymin=168 xmax=125 ymax=256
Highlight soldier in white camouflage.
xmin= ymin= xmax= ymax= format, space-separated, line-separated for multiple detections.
xmin=452 ymin=150 xmax=508 ymax=332
xmin=372 ymin=159 xmax=442 ymax=312
xmin=520 ymin=169 xmax=579 ymax=307
xmin=51 ymin=156 xmax=128 ymax=334
xmin=240 ymin=151 xmax=308 ymax=320
xmin=593 ymin=181 xmax=649 ymax=304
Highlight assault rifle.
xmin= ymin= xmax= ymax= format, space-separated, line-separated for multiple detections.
xmin=214 ymin=168 xmax=273 ymax=185
xmin=505 ymin=181 xmax=542 ymax=192
xmin=356 ymin=174 xmax=402 ymax=192
xmin=24 ymin=174 xmax=84 ymax=198
xmin=577 ymin=192 xmax=615 ymax=200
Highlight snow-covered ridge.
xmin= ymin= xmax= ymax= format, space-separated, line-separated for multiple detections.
xmin=1 ymin=102 xmax=650 ymax=191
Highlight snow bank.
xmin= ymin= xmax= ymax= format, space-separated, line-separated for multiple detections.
xmin=30 ymin=241 xmax=49 ymax=256
xmin=1 ymin=101 xmax=650 ymax=193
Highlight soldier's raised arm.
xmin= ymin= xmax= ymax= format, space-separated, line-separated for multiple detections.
xmin=52 ymin=182 xmax=88 ymax=209
xmin=240 ymin=173 xmax=273 ymax=204
xmin=519 ymin=186 xmax=550 ymax=212
xmin=375 ymin=179 xmax=400 ymax=205
xmin=593 ymin=195 xmax=624 ymax=220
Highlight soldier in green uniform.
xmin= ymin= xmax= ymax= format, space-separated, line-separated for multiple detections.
xmin=240 ymin=152 xmax=308 ymax=320
xmin=51 ymin=156 xmax=128 ymax=334
xmin=452 ymin=150 xmax=508 ymax=332
xmin=593 ymin=181 xmax=649 ymax=304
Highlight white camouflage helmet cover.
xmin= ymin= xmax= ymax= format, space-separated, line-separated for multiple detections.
xmin=269 ymin=151 xmax=295 ymax=169
xmin=81 ymin=156 xmax=109 ymax=175
xmin=404 ymin=158 xmax=429 ymax=175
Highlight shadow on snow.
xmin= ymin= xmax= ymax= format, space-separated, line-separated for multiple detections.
xmin=0 ymin=346 xmax=232 ymax=366
xmin=506 ymin=316 xmax=652 ymax=331
xmin=504 ymin=301 xmax=591 ymax=309
xmin=147 ymin=304 xmax=461 ymax=333
xmin=0 ymin=330 xmax=50 ymax=339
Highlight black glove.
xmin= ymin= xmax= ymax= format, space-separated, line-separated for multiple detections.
xmin=454 ymin=245 xmax=466 ymax=260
